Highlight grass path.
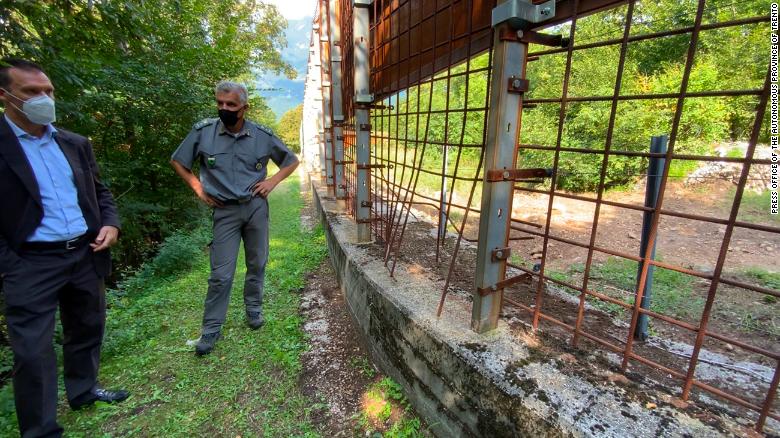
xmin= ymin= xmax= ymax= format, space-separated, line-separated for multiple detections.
xmin=0 ymin=175 xmax=328 ymax=437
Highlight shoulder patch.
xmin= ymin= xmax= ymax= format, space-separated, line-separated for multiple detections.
xmin=193 ymin=118 xmax=218 ymax=130
xmin=256 ymin=123 xmax=275 ymax=137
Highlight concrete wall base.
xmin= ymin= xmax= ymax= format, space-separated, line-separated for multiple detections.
xmin=309 ymin=176 xmax=733 ymax=438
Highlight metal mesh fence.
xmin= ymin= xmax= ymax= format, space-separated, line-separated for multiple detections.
xmin=304 ymin=0 xmax=778 ymax=431
xmin=502 ymin=3 xmax=777 ymax=430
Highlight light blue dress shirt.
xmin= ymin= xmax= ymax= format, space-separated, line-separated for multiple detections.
xmin=5 ymin=115 xmax=87 ymax=242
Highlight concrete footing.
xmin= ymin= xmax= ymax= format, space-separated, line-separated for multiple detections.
xmin=309 ymin=175 xmax=736 ymax=437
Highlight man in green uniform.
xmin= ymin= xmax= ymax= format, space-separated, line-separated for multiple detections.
xmin=171 ymin=81 xmax=299 ymax=355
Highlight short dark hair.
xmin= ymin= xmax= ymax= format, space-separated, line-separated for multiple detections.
xmin=0 ymin=58 xmax=46 ymax=89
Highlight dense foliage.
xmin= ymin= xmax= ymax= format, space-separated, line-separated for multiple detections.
xmin=277 ymin=103 xmax=303 ymax=152
xmin=380 ymin=0 xmax=768 ymax=192
xmin=520 ymin=0 xmax=768 ymax=191
xmin=0 ymin=0 xmax=293 ymax=274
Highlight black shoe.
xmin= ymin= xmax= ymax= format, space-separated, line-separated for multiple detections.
xmin=246 ymin=311 xmax=265 ymax=330
xmin=70 ymin=387 xmax=130 ymax=410
xmin=195 ymin=332 xmax=221 ymax=356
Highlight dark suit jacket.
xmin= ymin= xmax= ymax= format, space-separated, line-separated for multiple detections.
xmin=0 ymin=116 xmax=120 ymax=277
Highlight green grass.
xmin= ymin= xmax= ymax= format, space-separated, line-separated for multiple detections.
xmin=742 ymin=267 xmax=780 ymax=291
xmin=740 ymin=267 xmax=780 ymax=305
xmin=349 ymin=356 xmax=377 ymax=379
xmin=667 ymin=158 xmax=702 ymax=181
xmin=727 ymin=268 xmax=779 ymax=336
xmin=725 ymin=147 xmax=744 ymax=159
xmin=508 ymin=253 xmax=529 ymax=268
xmin=568 ymin=257 xmax=703 ymax=319
xmin=0 ymin=175 xmax=329 ymax=437
xmin=731 ymin=188 xmax=780 ymax=225
xmin=375 ymin=146 xmax=483 ymax=204
xmin=357 ymin=377 xmax=425 ymax=438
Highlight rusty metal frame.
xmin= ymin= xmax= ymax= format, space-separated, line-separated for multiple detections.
xmin=471 ymin=19 xmax=530 ymax=333
xmin=309 ymin=0 xmax=779 ymax=431
xmin=329 ymin=0 xmax=347 ymax=201
xmin=319 ymin=0 xmax=336 ymax=195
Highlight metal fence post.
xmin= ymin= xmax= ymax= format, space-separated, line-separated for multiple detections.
xmin=473 ymin=29 xmax=527 ymax=333
xmin=309 ymin=23 xmax=327 ymax=179
xmin=473 ymin=0 xmax=555 ymax=333
xmin=439 ymin=145 xmax=449 ymax=241
xmin=353 ymin=0 xmax=372 ymax=242
xmin=319 ymin=0 xmax=335 ymax=196
xmin=634 ymin=134 xmax=668 ymax=340
xmin=329 ymin=0 xmax=346 ymax=201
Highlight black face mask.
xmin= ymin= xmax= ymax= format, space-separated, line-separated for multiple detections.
xmin=218 ymin=108 xmax=240 ymax=127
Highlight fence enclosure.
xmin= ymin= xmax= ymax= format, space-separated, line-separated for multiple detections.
xmin=301 ymin=0 xmax=778 ymax=432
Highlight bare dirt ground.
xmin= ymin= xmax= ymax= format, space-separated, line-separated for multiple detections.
xmin=298 ymin=179 xmax=373 ymax=436
xmin=404 ymin=179 xmax=778 ymax=356
xmin=509 ymin=180 xmax=777 ymax=273
xmin=298 ymin=178 xmax=429 ymax=437
xmin=299 ymin=259 xmax=373 ymax=436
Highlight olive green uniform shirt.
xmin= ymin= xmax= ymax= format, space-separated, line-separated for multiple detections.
xmin=171 ymin=118 xmax=298 ymax=202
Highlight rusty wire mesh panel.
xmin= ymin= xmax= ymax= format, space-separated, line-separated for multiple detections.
xmin=323 ymin=0 xmax=778 ymax=431
xmin=343 ymin=122 xmax=358 ymax=216
xmin=496 ymin=0 xmax=778 ymax=431
xmin=339 ymin=0 xmax=358 ymax=216
xmin=341 ymin=0 xmax=356 ymax=122
xmin=370 ymin=0 xmax=496 ymax=99
xmin=367 ymin=0 xmax=497 ymax=276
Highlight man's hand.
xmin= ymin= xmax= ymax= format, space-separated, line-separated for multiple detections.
xmin=170 ymin=159 xmax=223 ymax=208
xmin=252 ymin=179 xmax=278 ymax=198
xmin=91 ymin=226 xmax=119 ymax=252
xmin=253 ymin=161 xmax=299 ymax=198
xmin=195 ymin=185 xmax=224 ymax=208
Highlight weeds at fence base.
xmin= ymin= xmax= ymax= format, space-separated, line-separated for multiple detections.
xmin=356 ymin=377 xmax=426 ymax=438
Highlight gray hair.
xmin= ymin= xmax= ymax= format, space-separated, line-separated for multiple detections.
xmin=215 ymin=81 xmax=249 ymax=104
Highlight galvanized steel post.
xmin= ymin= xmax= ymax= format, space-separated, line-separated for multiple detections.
xmin=438 ymin=145 xmax=449 ymax=242
xmin=473 ymin=0 xmax=553 ymax=333
xmin=353 ymin=0 xmax=372 ymax=242
xmin=319 ymin=0 xmax=335 ymax=196
xmin=310 ymin=22 xmax=327 ymax=179
xmin=329 ymin=0 xmax=346 ymax=201
xmin=634 ymin=135 xmax=668 ymax=340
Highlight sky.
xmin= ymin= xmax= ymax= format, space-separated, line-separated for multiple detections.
xmin=264 ymin=0 xmax=318 ymax=21
xmin=255 ymin=0 xmax=317 ymax=120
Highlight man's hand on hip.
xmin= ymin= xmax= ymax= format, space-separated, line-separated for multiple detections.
xmin=252 ymin=179 xmax=278 ymax=198
xmin=195 ymin=185 xmax=224 ymax=208
xmin=169 ymin=160 xmax=224 ymax=208
xmin=91 ymin=226 xmax=119 ymax=252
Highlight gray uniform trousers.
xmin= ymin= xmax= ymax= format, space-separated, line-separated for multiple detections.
xmin=203 ymin=196 xmax=269 ymax=334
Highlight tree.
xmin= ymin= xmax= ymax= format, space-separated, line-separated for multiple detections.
xmin=277 ymin=104 xmax=303 ymax=152
xmin=0 ymin=0 xmax=293 ymax=273
xmin=516 ymin=0 xmax=766 ymax=191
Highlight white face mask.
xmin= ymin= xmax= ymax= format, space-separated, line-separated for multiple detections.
xmin=1 ymin=89 xmax=56 ymax=125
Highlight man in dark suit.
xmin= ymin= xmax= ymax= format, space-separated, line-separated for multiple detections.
xmin=0 ymin=58 xmax=129 ymax=437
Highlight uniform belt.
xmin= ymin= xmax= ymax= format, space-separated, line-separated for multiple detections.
xmin=22 ymin=234 xmax=89 ymax=252
xmin=221 ymin=197 xmax=254 ymax=205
